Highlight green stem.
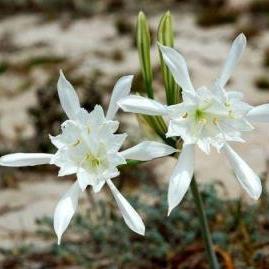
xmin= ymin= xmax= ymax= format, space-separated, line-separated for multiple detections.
xmin=190 ymin=178 xmax=220 ymax=269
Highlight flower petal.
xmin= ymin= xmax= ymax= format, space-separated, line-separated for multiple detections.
xmin=247 ymin=104 xmax=269 ymax=123
xmin=167 ymin=103 xmax=193 ymax=118
xmin=109 ymin=152 xmax=127 ymax=166
xmin=108 ymin=133 xmax=127 ymax=152
xmin=166 ymin=119 xmax=194 ymax=145
xmin=217 ymin=33 xmax=246 ymax=88
xmin=49 ymin=120 xmax=81 ymax=149
xmin=222 ymin=144 xmax=261 ymax=200
xmin=106 ymin=179 xmax=145 ymax=235
xmin=77 ymin=169 xmax=107 ymax=193
xmin=0 ymin=153 xmax=53 ymax=167
xmin=54 ymin=181 xmax=81 ymax=245
xmin=57 ymin=70 xmax=81 ymax=120
xmin=227 ymin=91 xmax=244 ymax=100
xmin=118 ymin=95 xmax=168 ymax=116
xmin=120 ymin=141 xmax=176 ymax=161
xmin=106 ymin=75 xmax=134 ymax=120
xmin=107 ymin=120 xmax=120 ymax=133
xmin=77 ymin=170 xmax=94 ymax=191
xmin=168 ymin=144 xmax=195 ymax=215
xmin=50 ymin=150 xmax=78 ymax=176
xmin=158 ymin=43 xmax=195 ymax=94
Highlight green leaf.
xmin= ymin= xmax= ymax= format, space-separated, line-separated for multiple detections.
xmin=143 ymin=115 xmax=166 ymax=140
xmin=157 ymin=11 xmax=181 ymax=105
xmin=136 ymin=11 xmax=154 ymax=99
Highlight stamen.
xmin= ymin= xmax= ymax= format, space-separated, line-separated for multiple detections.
xmin=182 ymin=112 xmax=188 ymax=118
xmin=85 ymin=153 xmax=102 ymax=169
xmin=228 ymin=110 xmax=236 ymax=119
xmin=73 ymin=139 xmax=80 ymax=147
xmin=212 ymin=118 xmax=218 ymax=125
xmin=199 ymin=118 xmax=207 ymax=124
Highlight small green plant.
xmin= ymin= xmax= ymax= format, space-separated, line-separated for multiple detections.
xmin=0 ymin=61 xmax=8 ymax=75
xmin=1 ymin=181 xmax=269 ymax=268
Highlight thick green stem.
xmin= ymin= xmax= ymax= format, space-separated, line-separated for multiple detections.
xmin=190 ymin=178 xmax=220 ymax=269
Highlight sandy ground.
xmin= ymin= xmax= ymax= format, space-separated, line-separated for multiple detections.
xmin=0 ymin=11 xmax=269 ymax=247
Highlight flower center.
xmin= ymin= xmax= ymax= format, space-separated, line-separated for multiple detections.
xmin=195 ymin=109 xmax=207 ymax=124
xmin=85 ymin=153 xmax=103 ymax=169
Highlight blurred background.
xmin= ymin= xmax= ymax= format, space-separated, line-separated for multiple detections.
xmin=0 ymin=0 xmax=269 ymax=268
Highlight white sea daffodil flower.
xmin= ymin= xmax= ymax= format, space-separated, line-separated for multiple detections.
xmin=119 ymin=34 xmax=269 ymax=215
xmin=0 ymin=71 xmax=177 ymax=244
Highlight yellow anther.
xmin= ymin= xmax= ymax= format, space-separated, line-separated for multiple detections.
xmin=182 ymin=112 xmax=188 ymax=118
xmin=199 ymin=118 xmax=207 ymax=124
xmin=73 ymin=139 xmax=80 ymax=147
xmin=85 ymin=153 xmax=101 ymax=168
xmin=212 ymin=118 xmax=218 ymax=125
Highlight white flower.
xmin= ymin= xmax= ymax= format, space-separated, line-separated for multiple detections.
xmin=0 ymin=71 xmax=177 ymax=244
xmin=118 ymin=34 xmax=268 ymax=214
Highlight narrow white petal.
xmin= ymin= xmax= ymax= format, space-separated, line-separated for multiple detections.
xmin=106 ymin=75 xmax=134 ymax=120
xmin=57 ymin=70 xmax=81 ymax=120
xmin=118 ymin=95 xmax=168 ymax=116
xmin=210 ymin=82 xmax=226 ymax=101
xmin=218 ymin=34 xmax=246 ymax=88
xmin=168 ymin=144 xmax=195 ymax=215
xmin=167 ymin=103 xmax=192 ymax=118
xmin=227 ymin=91 xmax=244 ymax=100
xmin=222 ymin=144 xmax=261 ymax=200
xmin=106 ymin=179 xmax=145 ymax=235
xmin=247 ymin=104 xmax=269 ymax=123
xmin=197 ymin=139 xmax=211 ymax=155
xmin=120 ymin=141 xmax=176 ymax=161
xmin=53 ymin=181 xmax=81 ymax=245
xmin=0 ymin=153 xmax=53 ymax=167
xmin=158 ymin=43 xmax=195 ymax=94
